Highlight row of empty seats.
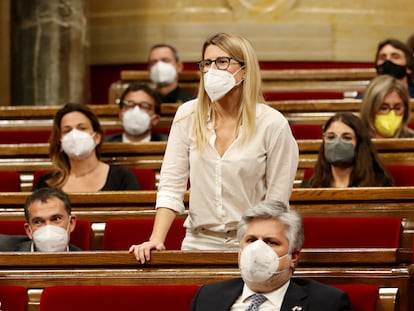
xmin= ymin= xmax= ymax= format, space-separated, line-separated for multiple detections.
xmin=2 ymin=163 xmax=414 ymax=192
xmin=0 ymin=168 xmax=156 ymax=192
xmin=0 ymin=283 xmax=393 ymax=311
xmin=0 ymin=217 xmax=403 ymax=252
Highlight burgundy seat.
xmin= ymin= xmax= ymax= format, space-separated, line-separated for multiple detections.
xmin=289 ymin=124 xmax=323 ymax=140
xmin=302 ymin=217 xmax=401 ymax=248
xmin=0 ymin=219 xmax=91 ymax=251
xmin=0 ymin=129 xmax=51 ymax=144
xmin=33 ymin=168 xmax=156 ymax=190
xmin=39 ymin=285 xmax=199 ymax=311
xmin=0 ymin=285 xmax=27 ymax=311
xmin=0 ymin=171 xmax=20 ymax=192
xmin=129 ymin=168 xmax=156 ymax=190
xmin=386 ymin=165 xmax=414 ymax=186
xmin=103 ymin=218 xmax=185 ymax=250
xmin=304 ymin=165 xmax=414 ymax=186
xmin=332 ymin=284 xmax=378 ymax=311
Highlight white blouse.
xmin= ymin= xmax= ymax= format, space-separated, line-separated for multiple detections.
xmin=156 ymin=99 xmax=298 ymax=233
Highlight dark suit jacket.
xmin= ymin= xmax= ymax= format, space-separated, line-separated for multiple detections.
xmin=191 ymin=277 xmax=353 ymax=311
xmin=0 ymin=234 xmax=81 ymax=251
xmin=105 ymin=132 xmax=168 ymax=142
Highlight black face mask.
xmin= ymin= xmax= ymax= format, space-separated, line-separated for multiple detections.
xmin=376 ymin=60 xmax=407 ymax=79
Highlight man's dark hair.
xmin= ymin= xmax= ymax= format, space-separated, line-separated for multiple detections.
xmin=119 ymin=82 xmax=162 ymax=115
xmin=375 ymin=38 xmax=414 ymax=85
xmin=24 ymin=188 xmax=71 ymax=221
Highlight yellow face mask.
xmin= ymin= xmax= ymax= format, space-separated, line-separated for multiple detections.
xmin=374 ymin=110 xmax=403 ymax=137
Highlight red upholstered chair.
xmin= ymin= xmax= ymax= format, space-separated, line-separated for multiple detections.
xmin=70 ymin=220 xmax=92 ymax=250
xmin=32 ymin=170 xmax=50 ymax=189
xmin=332 ymin=284 xmax=378 ymax=311
xmin=386 ymin=165 xmax=414 ymax=186
xmin=39 ymin=285 xmax=199 ymax=311
xmin=0 ymin=171 xmax=20 ymax=192
xmin=129 ymin=168 xmax=156 ymax=190
xmin=0 ymin=219 xmax=91 ymax=251
xmin=289 ymin=124 xmax=323 ymax=140
xmin=304 ymin=165 xmax=414 ymax=186
xmin=263 ymin=91 xmax=344 ymax=100
xmin=0 ymin=129 xmax=51 ymax=144
xmin=302 ymin=217 xmax=401 ymax=248
xmin=0 ymin=285 xmax=27 ymax=311
xmin=103 ymin=218 xmax=185 ymax=250
xmin=303 ymin=167 xmax=314 ymax=180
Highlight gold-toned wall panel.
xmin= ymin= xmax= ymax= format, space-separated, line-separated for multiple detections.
xmin=89 ymin=0 xmax=414 ymax=64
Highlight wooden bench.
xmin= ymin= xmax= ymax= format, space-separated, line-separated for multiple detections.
xmin=1 ymin=100 xmax=413 ymax=139
xmin=1 ymin=188 xmax=414 ymax=250
xmin=108 ymin=68 xmax=377 ymax=104
xmin=0 ymin=250 xmax=406 ymax=311
xmin=0 ymin=139 xmax=413 ymax=190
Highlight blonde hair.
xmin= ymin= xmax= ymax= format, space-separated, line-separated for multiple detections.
xmin=192 ymin=33 xmax=264 ymax=151
xmin=360 ymin=75 xmax=410 ymax=137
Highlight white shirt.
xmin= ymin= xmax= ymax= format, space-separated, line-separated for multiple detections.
xmin=231 ymin=281 xmax=290 ymax=311
xmin=156 ymin=99 xmax=298 ymax=232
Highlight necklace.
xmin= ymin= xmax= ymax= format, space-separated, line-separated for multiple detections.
xmin=71 ymin=162 xmax=100 ymax=178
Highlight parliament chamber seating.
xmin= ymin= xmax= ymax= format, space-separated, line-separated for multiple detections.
xmin=39 ymin=284 xmax=200 ymax=311
xmin=302 ymin=217 xmax=401 ymax=248
xmin=0 ymin=285 xmax=27 ymax=311
xmin=303 ymin=165 xmax=414 ymax=187
xmin=0 ymin=219 xmax=92 ymax=251
xmin=103 ymin=218 xmax=185 ymax=250
xmin=32 ymin=168 xmax=156 ymax=191
xmin=0 ymin=171 xmax=20 ymax=192
xmin=332 ymin=284 xmax=381 ymax=311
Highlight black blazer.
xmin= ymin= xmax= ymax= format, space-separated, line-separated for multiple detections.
xmin=191 ymin=277 xmax=353 ymax=311
xmin=105 ymin=132 xmax=168 ymax=142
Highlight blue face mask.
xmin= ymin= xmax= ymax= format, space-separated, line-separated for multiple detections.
xmin=324 ymin=137 xmax=355 ymax=165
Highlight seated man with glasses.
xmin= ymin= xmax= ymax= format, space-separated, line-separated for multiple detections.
xmin=106 ymin=82 xmax=168 ymax=142
xmin=360 ymin=74 xmax=414 ymax=138
xmin=301 ymin=112 xmax=393 ymax=188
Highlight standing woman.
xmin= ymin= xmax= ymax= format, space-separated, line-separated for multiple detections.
xmin=130 ymin=33 xmax=299 ymax=262
xmin=33 ymin=103 xmax=140 ymax=192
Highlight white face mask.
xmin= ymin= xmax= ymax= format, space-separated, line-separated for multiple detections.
xmin=239 ymin=239 xmax=290 ymax=283
xmin=203 ymin=67 xmax=244 ymax=102
xmin=32 ymin=224 xmax=70 ymax=252
xmin=150 ymin=61 xmax=177 ymax=86
xmin=61 ymin=129 xmax=96 ymax=160
xmin=122 ymin=106 xmax=152 ymax=136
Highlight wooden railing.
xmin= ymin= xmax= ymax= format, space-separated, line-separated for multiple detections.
xmin=1 ymin=188 xmax=414 ymax=250
xmin=0 ymin=250 xmax=407 ymax=311
xmin=108 ymin=68 xmax=377 ymax=104
xmin=0 ymin=139 xmax=413 ymax=190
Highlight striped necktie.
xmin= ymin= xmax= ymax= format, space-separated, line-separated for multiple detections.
xmin=246 ymin=294 xmax=267 ymax=311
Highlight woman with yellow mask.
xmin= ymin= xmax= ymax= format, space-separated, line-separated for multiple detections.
xmin=360 ymin=75 xmax=414 ymax=138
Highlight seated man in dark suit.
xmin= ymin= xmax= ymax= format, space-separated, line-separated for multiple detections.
xmin=148 ymin=43 xmax=195 ymax=103
xmin=0 ymin=188 xmax=80 ymax=252
xmin=107 ymin=82 xmax=168 ymax=142
xmin=191 ymin=200 xmax=353 ymax=311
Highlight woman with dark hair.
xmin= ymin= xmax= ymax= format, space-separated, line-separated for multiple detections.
xmin=33 ymin=103 xmax=140 ymax=192
xmin=301 ymin=112 xmax=393 ymax=188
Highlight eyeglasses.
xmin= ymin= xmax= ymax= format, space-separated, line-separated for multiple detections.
xmin=121 ymin=100 xmax=153 ymax=111
xmin=197 ymin=56 xmax=244 ymax=73
xmin=378 ymin=103 xmax=405 ymax=115
xmin=323 ymin=133 xmax=355 ymax=143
